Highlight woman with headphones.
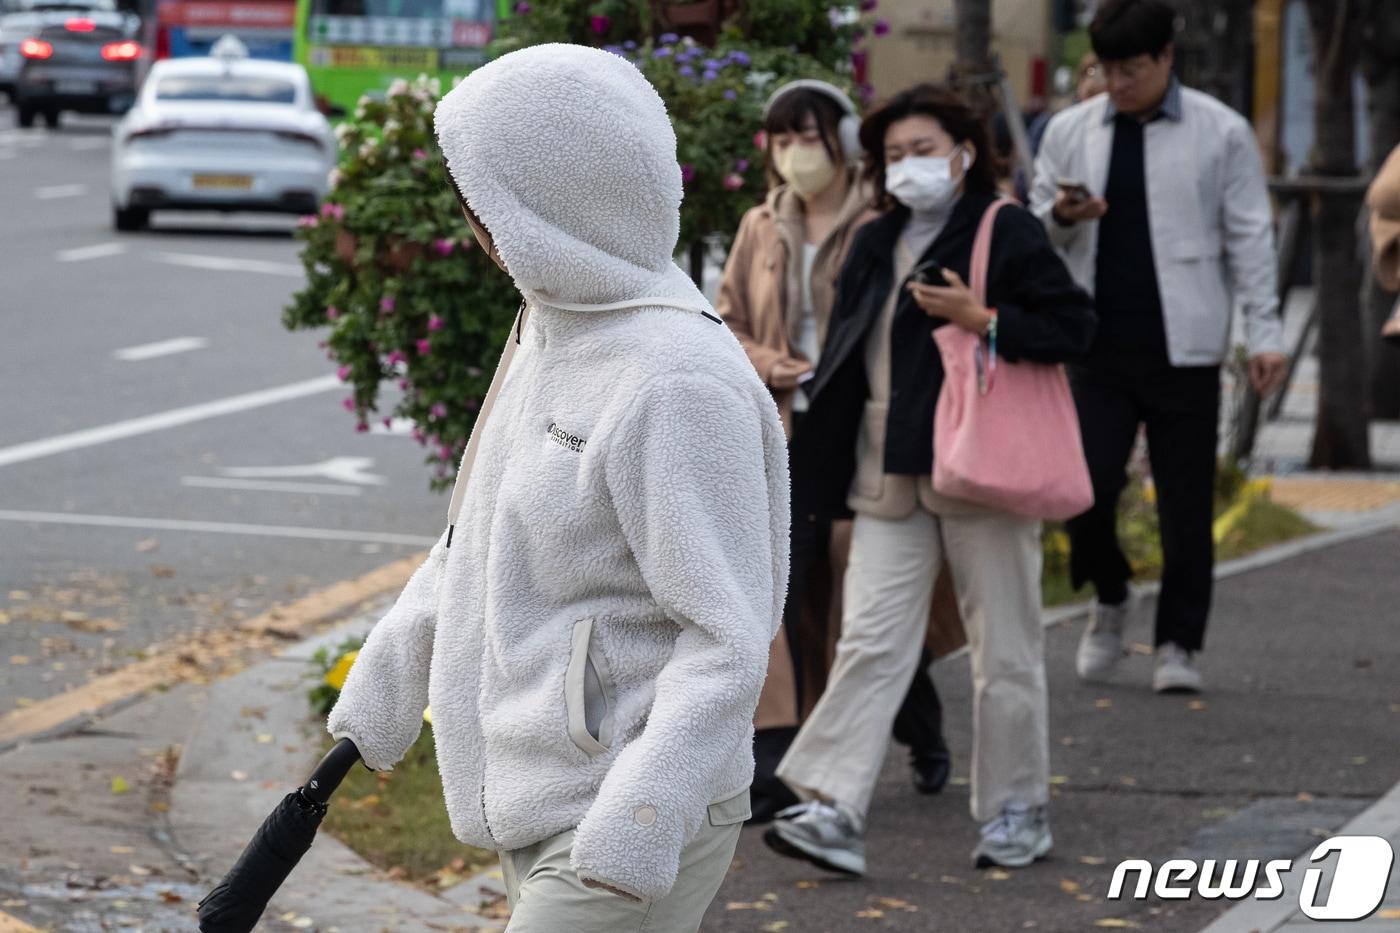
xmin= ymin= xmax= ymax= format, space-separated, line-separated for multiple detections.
xmin=717 ymin=79 xmax=953 ymax=826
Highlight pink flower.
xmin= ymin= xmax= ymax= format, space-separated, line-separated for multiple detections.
xmin=723 ymin=173 xmax=744 ymax=191
xmin=514 ymin=0 xmax=529 ymax=12
xmin=317 ymin=340 xmax=328 ymax=349
xmin=430 ymin=403 xmax=447 ymax=419
xmin=417 ymin=338 xmax=432 ymax=355
xmin=753 ymin=130 xmax=767 ymax=150
xmin=319 ymin=202 xmax=344 ymax=220
xmin=356 ymin=421 xmax=369 ymax=432
xmin=399 ymin=378 xmax=410 ymax=391
xmin=681 ymin=163 xmax=696 ymax=184
xmin=337 ymin=365 xmax=351 ymax=381
xmin=590 ymin=14 xmax=609 ymax=34
xmin=380 ymin=295 xmax=396 ymax=314
xmin=735 ymin=158 xmax=749 ymax=172
xmin=412 ymin=148 xmax=427 ymax=160
xmin=342 ymin=397 xmax=355 ymax=411
xmin=382 ymin=417 xmax=393 ymax=429
xmin=297 ymin=215 xmax=318 ymax=228
xmin=435 ymin=238 xmax=455 ymax=257
xmin=325 ymin=305 xmax=339 ymax=321
xmin=873 ymin=17 xmax=890 ymax=35
xmin=460 ymin=237 xmax=475 ymax=250
xmin=386 ymin=349 xmax=405 ymax=366
xmin=428 ymin=315 xmax=445 ymax=331
xmin=412 ymin=428 xmax=425 ymax=444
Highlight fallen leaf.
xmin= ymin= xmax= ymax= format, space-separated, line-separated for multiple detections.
xmin=761 ymin=923 xmax=790 ymax=932
xmin=1377 ymin=908 xmax=1400 ymax=919
xmin=855 ymin=909 xmax=884 ymax=919
xmin=256 ymin=734 xmax=274 ymax=744
xmin=988 ymin=869 xmax=1012 ymax=881
xmin=1351 ymin=756 xmax=1368 ymax=766
xmin=1077 ymin=894 xmax=1094 ymax=902
xmin=149 ymin=802 xmax=170 ymax=813
xmin=160 ymin=890 xmax=183 ymax=903
xmin=111 ymin=776 xmax=131 ymax=794
xmin=1187 ymin=700 xmax=1206 ymax=710
xmin=0 ymin=610 xmax=9 ymax=625
xmin=948 ymin=776 xmax=970 ymax=786
xmin=149 ymin=565 xmax=176 ymax=579
xmin=762 ymin=892 xmax=779 ymax=902
xmin=231 ymin=770 xmax=248 ymax=781
xmin=796 ymin=880 xmax=819 ymax=890
xmin=14 ymin=697 xmax=34 ymax=708
xmin=10 ymin=655 xmax=30 ymax=665
xmin=136 ymin=539 xmax=159 ymax=552
xmin=129 ymin=864 xmax=152 ymax=876
xmin=1130 ymin=642 xmax=1153 ymax=655
xmin=9 ymin=590 xmax=31 ymax=600
xmin=292 ymin=919 xmax=313 ymax=930
xmin=1094 ymin=920 xmax=1140 ymax=929
xmin=65 ymin=615 xmax=124 ymax=634
xmin=347 ymin=794 xmax=381 ymax=811
xmin=725 ymin=901 xmax=772 ymax=911
xmin=875 ymin=897 xmax=916 ymax=910
xmin=109 ymin=846 xmax=134 ymax=854
xmin=1060 ymin=879 xmax=1082 ymax=894
xmin=941 ymin=875 xmax=966 ymax=885
xmin=1296 ymin=792 xmax=1314 ymax=802
xmin=1049 ymin=775 xmax=1070 ymax=785
xmin=1094 ymin=698 xmax=1114 ymax=709
xmin=1 ymin=899 xmax=26 ymax=908
xmin=1079 ymin=856 xmax=1107 ymax=866
xmin=1119 ymin=776 xmax=1138 ymax=787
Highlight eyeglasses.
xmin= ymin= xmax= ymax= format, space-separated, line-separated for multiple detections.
xmin=884 ymin=139 xmax=959 ymax=164
xmin=1101 ymin=56 xmax=1154 ymax=82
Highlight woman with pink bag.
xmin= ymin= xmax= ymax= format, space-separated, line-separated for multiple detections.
xmin=764 ymin=84 xmax=1095 ymax=876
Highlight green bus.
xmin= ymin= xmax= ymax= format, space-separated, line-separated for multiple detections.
xmin=292 ymin=0 xmax=509 ymax=113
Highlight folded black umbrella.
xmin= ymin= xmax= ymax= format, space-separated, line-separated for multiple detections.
xmin=197 ymin=738 xmax=362 ymax=932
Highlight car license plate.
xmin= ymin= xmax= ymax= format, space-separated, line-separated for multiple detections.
xmin=56 ymin=80 xmax=97 ymax=94
xmin=192 ymin=174 xmax=254 ymax=190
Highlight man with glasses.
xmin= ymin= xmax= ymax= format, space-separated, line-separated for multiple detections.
xmin=1031 ymin=0 xmax=1286 ymax=694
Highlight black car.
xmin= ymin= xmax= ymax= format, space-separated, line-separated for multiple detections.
xmin=13 ymin=7 xmax=140 ymax=127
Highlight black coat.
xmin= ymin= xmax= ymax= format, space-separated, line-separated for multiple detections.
xmin=789 ymin=190 xmax=1096 ymax=521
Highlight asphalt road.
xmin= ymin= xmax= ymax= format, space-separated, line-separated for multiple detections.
xmin=0 ymin=101 xmax=446 ymax=712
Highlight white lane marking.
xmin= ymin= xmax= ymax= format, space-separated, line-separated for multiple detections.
xmin=0 ymin=510 xmax=434 ymax=547
xmin=0 ymin=374 xmax=340 ymax=468
xmin=151 ymin=252 xmax=303 ymax=277
xmin=221 ymin=456 xmax=386 ymax=486
xmin=35 ymin=183 xmax=88 ymax=200
xmin=181 ymin=476 xmax=364 ymax=496
xmin=57 ymin=242 xmax=128 ymax=262
xmin=113 ymin=336 xmax=209 ymax=361
xmin=70 ymin=137 xmax=109 ymax=151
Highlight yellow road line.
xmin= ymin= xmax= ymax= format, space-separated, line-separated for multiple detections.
xmin=0 ymin=553 xmax=423 ymax=748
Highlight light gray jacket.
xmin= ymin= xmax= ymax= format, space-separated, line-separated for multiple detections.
xmin=1030 ymin=86 xmax=1284 ymax=364
xmin=326 ymin=44 xmax=790 ymax=902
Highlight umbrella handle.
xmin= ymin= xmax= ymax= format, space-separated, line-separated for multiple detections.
xmin=301 ymin=738 xmax=361 ymax=806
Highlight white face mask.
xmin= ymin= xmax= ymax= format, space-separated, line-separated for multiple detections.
xmin=885 ymin=148 xmax=970 ymax=212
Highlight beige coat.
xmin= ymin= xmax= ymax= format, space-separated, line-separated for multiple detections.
xmin=1369 ymin=143 xmax=1400 ymax=292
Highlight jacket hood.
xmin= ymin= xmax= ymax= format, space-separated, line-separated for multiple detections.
xmin=434 ymin=43 xmax=705 ymax=310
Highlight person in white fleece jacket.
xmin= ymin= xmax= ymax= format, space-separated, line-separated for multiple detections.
xmin=325 ymin=43 xmax=790 ymax=930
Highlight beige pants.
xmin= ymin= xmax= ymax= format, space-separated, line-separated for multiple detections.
xmin=500 ymin=790 xmax=748 ymax=932
xmin=777 ymin=506 xmax=1049 ymax=822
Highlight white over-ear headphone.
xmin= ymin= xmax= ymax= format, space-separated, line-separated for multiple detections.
xmin=761 ymin=79 xmax=862 ymax=164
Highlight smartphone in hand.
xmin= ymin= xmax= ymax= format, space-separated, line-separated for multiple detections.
xmin=909 ymin=259 xmax=945 ymax=286
xmin=1056 ymin=178 xmax=1093 ymax=206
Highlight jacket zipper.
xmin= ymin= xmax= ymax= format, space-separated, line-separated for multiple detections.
xmin=480 ymin=780 xmax=499 ymax=847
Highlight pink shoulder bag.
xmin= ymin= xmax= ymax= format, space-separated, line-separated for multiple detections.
xmin=930 ymin=199 xmax=1094 ymax=521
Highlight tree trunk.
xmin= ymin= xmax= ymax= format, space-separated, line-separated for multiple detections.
xmin=950 ymin=0 xmax=994 ymax=116
xmin=1363 ymin=0 xmax=1400 ymax=420
xmin=1305 ymin=0 xmax=1371 ymax=468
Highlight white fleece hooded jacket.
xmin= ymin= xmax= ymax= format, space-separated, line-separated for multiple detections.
xmin=326 ymin=44 xmax=791 ymax=902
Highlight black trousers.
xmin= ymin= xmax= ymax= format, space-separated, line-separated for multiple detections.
xmin=1065 ymin=357 xmax=1220 ymax=652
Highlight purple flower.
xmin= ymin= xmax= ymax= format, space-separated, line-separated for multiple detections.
xmin=589 ymin=14 xmax=609 ymax=34
xmin=325 ymin=305 xmax=339 ymax=321
xmin=513 ymin=0 xmax=530 ymax=12
xmin=873 ymin=17 xmax=890 ymax=35
xmin=356 ymin=421 xmax=369 ymax=433
xmin=724 ymin=89 xmax=737 ymax=101
xmin=430 ymin=403 xmax=447 ymax=420
xmin=417 ymin=338 xmax=432 ymax=355
xmin=727 ymin=50 xmax=750 ymax=66
xmin=678 ymin=65 xmax=694 ymax=78
xmin=337 ymin=365 xmax=351 ymax=381
xmin=703 ymin=58 xmax=720 ymax=70
xmin=702 ymin=69 xmax=719 ymax=82
xmin=735 ymin=158 xmax=749 ymax=172
xmin=428 ymin=314 xmax=445 ymax=331
xmin=435 ymin=238 xmax=455 ymax=256
xmin=386 ymin=349 xmax=405 ymax=366
xmin=659 ymin=32 xmax=678 ymax=44
xmin=603 ymin=43 xmax=620 ymax=53
xmin=399 ymin=378 xmax=411 ymax=390
xmin=681 ymin=163 xmax=696 ymax=183
xmin=653 ymin=46 xmax=672 ymax=59
xmin=342 ymin=396 xmax=355 ymax=411
xmin=380 ymin=295 xmax=395 ymax=314
xmin=382 ymin=417 xmax=393 ymax=429
xmin=623 ymin=39 xmax=636 ymax=49
xmin=860 ymin=0 xmax=877 ymax=9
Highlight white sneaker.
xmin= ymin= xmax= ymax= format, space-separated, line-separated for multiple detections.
xmin=1076 ymin=597 xmax=1132 ymax=682
xmin=1153 ymin=643 xmax=1203 ymax=693
xmin=973 ymin=802 xmax=1053 ymax=868
xmin=763 ymin=799 xmax=866 ymax=876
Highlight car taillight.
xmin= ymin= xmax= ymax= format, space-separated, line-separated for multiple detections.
xmin=274 ymin=130 xmax=323 ymax=151
xmin=65 ymin=17 xmax=96 ymax=31
xmin=154 ymin=24 xmax=170 ymax=59
xmin=101 ymin=40 xmax=142 ymax=61
xmin=20 ymin=38 xmax=53 ymax=59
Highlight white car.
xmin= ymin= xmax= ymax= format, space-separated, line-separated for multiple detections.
xmin=110 ymin=36 xmax=335 ymax=231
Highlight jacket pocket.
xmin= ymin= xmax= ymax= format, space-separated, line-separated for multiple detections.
xmin=707 ymin=788 xmax=752 ymax=827
xmin=566 ymin=618 xmax=615 ymax=758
